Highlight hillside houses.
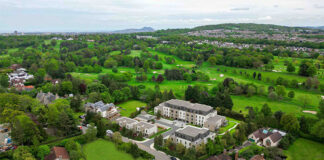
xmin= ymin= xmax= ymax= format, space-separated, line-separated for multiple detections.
xmin=84 ymin=101 xmax=120 ymax=120
xmin=7 ymin=65 xmax=34 ymax=91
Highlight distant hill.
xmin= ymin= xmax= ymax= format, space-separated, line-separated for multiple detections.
xmin=111 ymin=27 xmax=154 ymax=34
xmin=305 ymin=26 xmax=324 ymax=30
xmin=152 ymin=23 xmax=323 ymax=36
xmin=191 ymin=23 xmax=307 ymax=32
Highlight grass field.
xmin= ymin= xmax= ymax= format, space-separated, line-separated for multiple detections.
xmin=69 ymin=49 xmax=322 ymax=117
xmin=83 ymin=139 xmax=138 ymax=160
xmin=284 ymin=138 xmax=324 ymax=160
xmin=118 ymin=100 xmax=147 ymax=117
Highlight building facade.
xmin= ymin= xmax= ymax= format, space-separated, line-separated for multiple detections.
xmin=154 ymin=99 xmax=217 ymax=126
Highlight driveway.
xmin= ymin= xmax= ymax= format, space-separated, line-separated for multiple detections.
xmin=122 ymin=136 xmax=171 ymax=160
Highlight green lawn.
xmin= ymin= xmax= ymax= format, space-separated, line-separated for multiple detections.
xmin=69 ymin=49 xmax=322 ymax=118
xmin=83 ymin=139 xmax=136 ymax=160
xmin=284 ymin=138 xmax=324 ymax=160
xmin=118 ymin=100 xmax=147 ymax=117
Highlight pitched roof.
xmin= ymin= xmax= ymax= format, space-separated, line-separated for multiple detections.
xmin=45 ymin=147 xmax=69 ymax=160
xmin=269 ymin=132 xmax=282 ymax=143
xmin=252 ymin=128 xmax=272 ymax=139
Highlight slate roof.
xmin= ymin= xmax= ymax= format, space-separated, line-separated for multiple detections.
xmin=85 ymin=101 xmax=115 ymax=112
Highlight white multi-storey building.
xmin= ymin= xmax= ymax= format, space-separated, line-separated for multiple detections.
xmin=170 ymin=126 xmax=215 ymax=148
xmin=154 ymin=99 xmax=217 ymax=126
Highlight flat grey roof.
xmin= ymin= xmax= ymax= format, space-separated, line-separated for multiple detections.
xmin=176 ymin=126 xmax=209 ymax=138
xmin=165 ymin=99 xmax=213 ymax=112
xmin=136 ymin=121 xmax=155 ymax=129
xmin=116 ymin=117 xmax=138 ymax=124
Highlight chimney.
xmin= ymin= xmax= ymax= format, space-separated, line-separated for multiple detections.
xmin=261 ymin=153 xmax=264 ymax=158
xmin=223 ymin=149 xmax=227 ymax=154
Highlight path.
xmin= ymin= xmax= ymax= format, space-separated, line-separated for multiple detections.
xmin=218 ymin=121 xmax=239 ymax=136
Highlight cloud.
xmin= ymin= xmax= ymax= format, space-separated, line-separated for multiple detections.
xmin=230 ymin=7 xmax=250 ymax=11
xmin=314 ymin=4 xmax=324 ymax=9
xmin=294 ymin=8 xmax=304 ymax=10
xmin=0 ymin=0 xmax=323 ymax=32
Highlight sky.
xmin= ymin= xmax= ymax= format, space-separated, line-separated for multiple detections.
xmin=0 ymin=0 xmax=324 ymax=32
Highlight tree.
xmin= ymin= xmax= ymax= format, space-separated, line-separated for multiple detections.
xmin=253 ymin=72 xmax=256 ymax=79
xmin=268 ymin=92 xmax=278 ymax=101
xmin=156 ymin=74 xmax=164 ymax=83
xmin=0 ymin=74 xmax=9 ymax=87
xmin=104 ymin=58 xmax=117 ymax=68
xmin=59 ymin=81 xmax=73 ymax=96
xmin=275 ymin=85 xmax=286 ymax=99
xmin=11 ymin=115 xmax=42 ymax=145
xmin=257 ymin=73 xmax=262 ymax=80
xmin=143 ymin=60 xmax=150 ymax=72
xmin=176 ymin=143 xmax=185 ymax=155
xmin=288 ymin=91 xmax=295 ymax=99
xmin=311 ymin=120 xmax=324 ymax=138
xmin=36 ymin=145 xmax=50 ymax=160
xmin=13 ymin=146 xmax=36 ymax=160
xmin=208 ymin=56 xmax=217 ymax=65
xmin=183 ymin=147 xmax=196 ymax=160
xmin=318 ymin=100 xmax=324 ymax=119
xmin=286 ymin=63 xmax=296 ymax=72
xmin=280 ymin=114 xmax=300 ymax=134
xmin=84 ymin=123 xmax=97 ymax=142
xmin=265 ymin=63 xmax=274 ymax=71
xmin=261 ymin=103 xmax=272 ymax=117
xmin=298 ymin=95 xmax=311 ymax=108
xmin=223 ymin=93 xmax=233 ymax=110
xmin=246 ymin=86 xmax=256 ymax=97
xmin=298 ymin=60 xmax=317 ymax=77
xmin=70 ymin=95 xmax=82 ymax=112
xmin=88 ymin=92 xmax=101 ymax=103
xmin=112 ymin=132 xmax=122 ymax=144
xmin=154 ymin=134 xmax=163 ymax=148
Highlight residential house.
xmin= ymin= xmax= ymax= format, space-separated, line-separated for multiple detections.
xmin=248 ymin=128 xmax=286 ymax=147
xmin=45 ymin=147 xmax=70 ymax=160
xmin=84 ymin=101 xmax=119 ymax=120
xmin=36 ymin=91 xmax=59 ymax=105
xmin=8 ymin=67 xmax=34 ymax=90
xmin=135 ymin=121 xmax=157 ymax=137
xmin=154 ymin=99 xmax=218 ymax=126
xmin=203 ymin=115 xmax=227 ymax=131
xmin=115 ymin=117 xmax=138 ymax=130
xmin=170 ymin=126 xmax=215 ymax=148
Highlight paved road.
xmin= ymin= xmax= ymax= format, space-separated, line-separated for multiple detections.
xmin=122 ymin=136 xmax=171 ymax=160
